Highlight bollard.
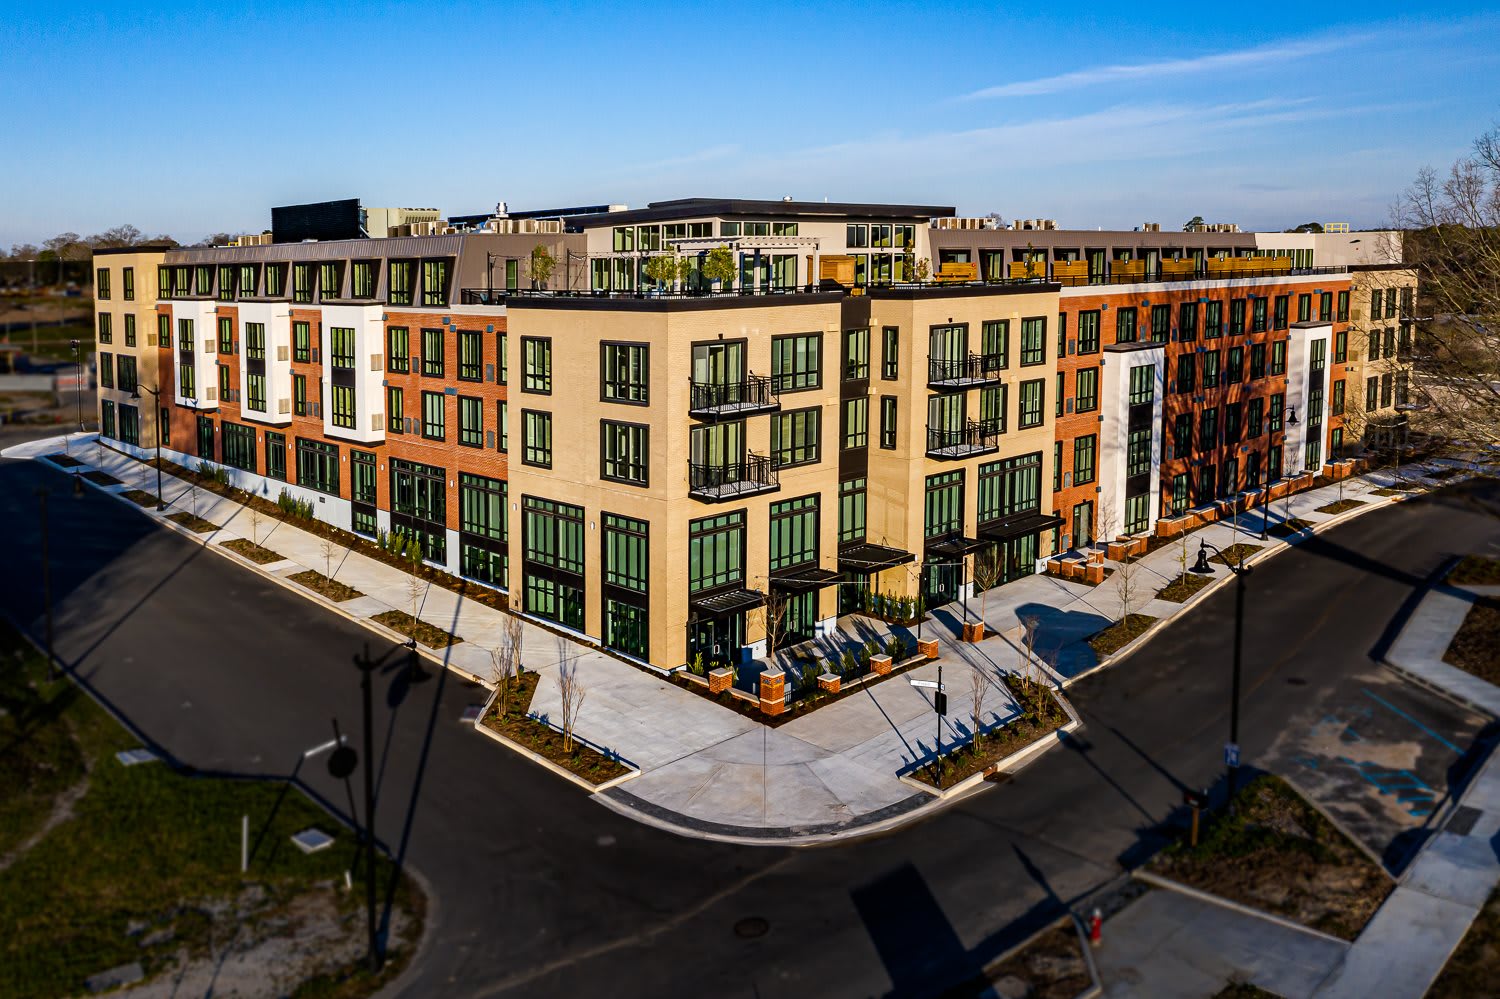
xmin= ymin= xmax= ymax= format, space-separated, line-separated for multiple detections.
xmin=1089 ymin=908 xmax=1102 ymax=947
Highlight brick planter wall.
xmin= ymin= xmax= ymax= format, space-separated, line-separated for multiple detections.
xmin=818 ymin=673 xmax=840 ymax=694
xmin=918 ymin=639 xmax=939 ymax=659
xmin=759 ymin=669 xmax=786 ymax=716
xmin=708 ymin=667 xmax=733 ymax=695
xmin=870 ymin=654 xmax=893 ymax=675
xmin=962 ymin=621 xmax=985 ymax=642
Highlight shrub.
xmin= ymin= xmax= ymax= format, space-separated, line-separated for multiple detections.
xmin=690 ymin=653 xmax=705 ymax=677
xmin=841 ymin=650 xmax=858 ymax=677
xmin=885 ymin=636 xmax=906 ymax=662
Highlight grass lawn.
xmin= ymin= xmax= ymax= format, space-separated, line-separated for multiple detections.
xmin=1443 ymin=600 xmax=1500 ymax=684
xmin=289 ymin=569 xmax=364 ymax=602
xmin=1428 ymin=884 xmax=1500 ymax=997
xmin=1450 ymin=555 xmax=1500 ymax=586
xmin=482 ymin=671 xmax=631 ymax=785
xmin=221 ymin=538 xmax=284 ymax=565
xmin=1209 ymin=543 xmax=1263 ymax=567
xmin=1088 ymin=614 xmax=1158 ymax=657
xmin=911 ymin=676 xmax=1069 ymax=790
xmin=0 ymin=621 xmax=424 ymax=998
xmin=1315 ymin=498 xmax=1367 ymax=515
xmin=1156 ymin=572 xmax=1212 ymax=603
xmin=1149 ymin=775 xmax=1392 ymax=940
xmin=167 ymin=511 xmax=219 ymax=533
xmin=371 ymin=610 xmax=459 ymax=649
xmin=982 ymin=920 xmax=1090 ymax=999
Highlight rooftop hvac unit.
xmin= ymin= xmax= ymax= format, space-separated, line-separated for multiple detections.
xmin=441 ymin=226 xmax=458 ymax=235
xmin=1142 ymin=222 xmax=1161 ymax=232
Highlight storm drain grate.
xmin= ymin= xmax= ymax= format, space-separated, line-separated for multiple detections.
xmin=1446 ymin=805 xmax=1482 ymax=836
xmin=734 ymin=917 xmax=769 ymax=939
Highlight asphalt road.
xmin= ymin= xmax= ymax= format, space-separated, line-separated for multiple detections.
xmin=3 ymin=457 xmax=1498 ymax=999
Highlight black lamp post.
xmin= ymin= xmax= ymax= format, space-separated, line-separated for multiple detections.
xmin=1190 ymin=539 xmax=1251 ymax=808
xmin=70 ymin=338 xmax=83 ymax=432
xmin=1260 ymin=406 xmax=1299 ymax=539
xmin=131 ymin=382 xmax=167 ymax=510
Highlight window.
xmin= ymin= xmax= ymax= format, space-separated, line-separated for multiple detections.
xmin=1365 ymin=375 xmax=1379 ymax=410
xmin=843 ymin=327 xmax=870 ymax=380
xmin=1127 ymin=428 xmax=1151 ymax=477
xmin=459 ymin=395 xmax=484 ymax=447
xmin=839 ymin=477 xmax=866 ymax=544
xmin=387 ymin=386 xmax=404 ymax=432
xmin=114 ymin=355 xmax=137 ymax=395
xmin=416 ymin=327 xmax=443 ymax=377
xmin=601 ymin=512 xmax=648 ymax=623
xmin=96 ymin=267 xmax=110 ymax=299
xmin=99 ymin=352 xmax=114 ymax=388
xmin=218 ymin=363 xmax=231 ymax=401
xmin=388 ymin=260 xmax=414 ymax=305
xmin=1224 ymin=402 xmax=1242 ymax=444
xmin=772 ymin=332 xmax=821 ymax=392
xmin=293 ymin=321 xmax=311 ymax=363
xmin=978 ymin=452 xmax=1040 ymax=523
xmin=100 ymin=400 xmax=116 ymax=439
xmin=1076 ymin=367 xmax=1099 ymax=412
xmin=156 ymin=313 xmax=168 ymax=348
xmin=522 ymin=337 xmax=551 ymax=392
xmin=1170 ymin=473 xmax=1190 ymax=515
xmin=1054 ymin=441 xmax=1062 ymax=492
xmin=1248 ymin=397 xmax=1264 ymax=437
xmin=1229 ymin=298 xmax=1246 ymax=335
xmin=1298 ymin=293 xmax=1311 ymax=323
xmin=1177 ymin=302 xmax=1197 ymax=342
xmin=1018 ymin=379 xmax=1044 ymax=428
xmin=222 ymin=422 xmax=256 ymax=471
xmin=387 ymin=326 xmax=408 ymax=372
xmin=1125 ymin=493 xmax=1149 ymax=536
xmin=248 ymin=372 xmax=265 ymax=411
xmin=318 ymin=262 xmax=341 ymax=299
xmin=421 ymin=259 xmax=450 ymax=306
xmin=330 ymin=327 xmax=355 ymax=368
xmin=522 ymin=497 xmax=585 ymax=629
xmin=980 ymin=384 xmax=1006 ymax=435
xmin=1114 ymin=307 xmax=1137 ymax=344
xmin=1205 ymin=301 xmax=1222 ymax=338
xmin=1270 ymin=340 xmax=1287 ymax=375
xmin=1176 ymin=354 xmax=1196 ymax=394
xmin=195 ymin=265 xmax=213 ymax=297
xmin=1076 ymin=310 xmax=1103 ymax=355
xmin=293 ymin=374 xmax=306 ymax=415
xmin=123 ymin=313 xmax=136 ymax=348
xmin=1226 ymin=346 xmax=1244 ymax=382
xmin=1019 ymin=317 xmax=1046 ymax=365
xmin=924 ymin=470 xmax=964 ymax=539
xmin=1128 ymin=365 xmax=1154 ymax=405
xmin=97 ymin=313 xmax=112 ymax=344
xmin=1173 ymin=413 xmax=1192 ymax=459
xmin=121 ymin=267 xmax=134 ymax=301
xmin=1200 ymin=407 xmax=1218 ymax=447
xmin=1074 ymin=434 xmax=1097 ymax=484
xmin=843 ymin=397 xmax=869 ymax=449
xmin=1202 ymin=350 xmax=1220 ymax=388
xmin=1337 ymin=290 xmax=1349 ymax=322
xmin=497 ymin=400 xmax=508 ymax=452
xmin=459 ymin=473 xmax=508 ymax=586
xmin=331 ymin=385 xmax=355 ymax=429
xmin=264 ymin=264 xmax=284 ymax=297
xmin=981 ymin=320 xmax=1010 ymax=370
xmin=769 ymin=496 xmax=819 ymax=572
xmin=296 ymin=437 xmax=339 ymax=494
xmin=420 ymin=391 xmax=445 ymax=440
xmin=600 ymin=420 xmax=649 ymax=484
xmin=217 ymin=316 xmax=232 ymax=354
xmin=458 ymin=330 xmax=482 ymax=382
xmin=243 ymin=322 xmax=265 ymax=361
xmin=265 ymin=431 xmax=286 ymax=481
xmin=1274 ymin=294 xmax=1289 ymax=330
xmin=1381 ymin=373 xmax=1394 ymax=408
xmin=1149 ymin=304 xmax=1170 ymax=343
xmin=1384 ymin=328 xmax=1397 ymax=358
xmin=1269 ymin=393 xmax=1285 ymax=432
xmin=601 ymin=343 xmax=649 ymax=403
xmin=1310 ymin=337 xmax=1327 ymax=373
xmin=497 ymin=332 xmax=507 ymax=385
xmin=1250 ymin=343 xmax=1266 ymax=379
xmin=1320 ymin=292 xmax=1333 ymax=321
xmin=351 ymin=261 xmax=375 ymax=298
xmin=1252 ymin=297 xmax=1267 ymax=333
xmin=1332 ymin=380 xmax=1346 ymax=416
xmin=688 ymin=511 xmax=744 ymax=593
xmin=881 ymin=326 xmax=899 ymax=379
xmin=772 ymin=407 xmax=821 ymax=467
xmin=293 ymin=263 xmax=314 ymax=303
xmin=523 ymin=410 xmax=552 ymax=467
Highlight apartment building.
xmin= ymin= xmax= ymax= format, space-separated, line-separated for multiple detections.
xmin=92 ymin=198 xmax=1389 ymax=675
xmin=93 ymin=246 xmax=168 ymax=452
xmin=1346 ymin=264 xmax=1420 ymax=450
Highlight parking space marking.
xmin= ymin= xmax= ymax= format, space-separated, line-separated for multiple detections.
xmin=1362 ymin=688 xmax=1463 ymax=754
xmin=1336 ymin=757 xmax=1438 ymax=818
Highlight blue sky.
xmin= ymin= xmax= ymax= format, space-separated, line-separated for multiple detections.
xmin=2 ymin=1 xmax=1497 ymax=246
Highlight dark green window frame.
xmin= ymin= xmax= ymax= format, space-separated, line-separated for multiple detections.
xmin=458 ymin=330 xmax=483 ymax=382
xmin=601 ymin=420 xmax=649 ymax=485
xmin=522 ymin=410 xmax=552 ymax=467
xmin=387 ymin=326 xmax=408 ymax=372
xmin=421 ymin=390 xmax=445 ymax=440
xmin=522 ymin=336 xmax=552 ymax=393
xmin=421 ymin=328 xmax=444 ymax=377
xmin=458 ymin=395 xmax=484 ymax=447
xmin=296 ymin=437 xmax=339 ymax=495
xmin=772 ymin=407 xmax=821 ymax=468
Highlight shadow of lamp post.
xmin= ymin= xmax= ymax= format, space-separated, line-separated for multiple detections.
xmin=1189 ymin=539 xmax=1252 ymax=811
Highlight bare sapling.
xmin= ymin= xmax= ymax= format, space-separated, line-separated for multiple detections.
xmin=249 ymin=509 xmax=263 ymax=548
xmin=557 ymin=658 xmax=587 ymax=753
xmin=968 ymin=664 xmax=989 ymax=751
xmin=505 ymin=613 xmax=526 ymax=676
xmin=319 ymin=537 xmax=337 ymax=582
xmin=489 ymin=643 xmax=515 ymax=717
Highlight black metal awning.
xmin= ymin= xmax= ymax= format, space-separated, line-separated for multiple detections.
xmin=770 ymin=566 xmax=842 ymax=594
xmin=690 ymin=588 xmax=766 ymax=616
xmin=837 ymin=542 xmax=916 ymax=575
xmin=925 ymin=535 xmax=989 ymax=559
xmin=979 ymin=511 xmax=1065 ymax=542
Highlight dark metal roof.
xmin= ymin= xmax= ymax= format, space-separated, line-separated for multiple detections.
xmin=925 ymin=535 xmax=989 ymax=558
xmin=979 ymin=511 xmax=1064 ymax=542
xmin=770 ymin=567 xmax=842 ymax=594
xmin=568 ymin=198 xmax=954 ymax=228
xmin=690 ymin=588 xmax=766 ymax=616
xmin=837 ymin=543 xmax=915 ymax=574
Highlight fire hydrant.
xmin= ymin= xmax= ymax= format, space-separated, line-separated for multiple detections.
xmin=1089 ymin=908 xmax=1103 ymax=948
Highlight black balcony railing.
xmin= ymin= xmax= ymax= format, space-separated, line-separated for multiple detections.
xmin=926 ymin=420 xmax=999 ymax=459
xmin=688 ymin=452 xmax=779 ymax=500
xmin=689 ymin=374 xmax=778 ymax=415
xmin=928 ymin=353 xmax=995 ymax=387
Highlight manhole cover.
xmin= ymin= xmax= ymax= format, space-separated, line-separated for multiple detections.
xmin=733 ymin=917 xmax=769 ymax=939
xmin=1286 ymin=677 xmax=1308 ymax=686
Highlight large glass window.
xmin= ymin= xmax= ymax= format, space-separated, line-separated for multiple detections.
xmin=352 ymin=261 xmax=375 ymax=298
xmin=459 ymin=473 xmax=508 ymax=587
xmin=1076 ymin=368 xmax=1099 ymax=412
xmin=1074 ymin=435 xmax=1097 ymax=485
xmin=1270 ymin=340 xmax=1287 ymax=375
xmin=1202 ymin=351 xmax=1220 ymax=388
xmin=421 ymin=259 xmax=450 ymax=306
xmin=293 ymin=321 xmax=311 ymax=363
xmin=1206 ymin=301 xmax=1223 ymax=338
xmin=522 ymin=337 xmax=552 ymax=393
xmin=459 ymin=395 xmax=484 ymax=447
xmin=1177 ymin=302 xmax=1198 ymax=342
xmin=296 ymin=437 xmax=339 ymax=494
xmin=421 ymin=390 xmax=445 ymax=440
xmin=522 ymin=410 xmax=552 ymax=467
xmin=1020 ymin=317 xmax=1047 ymax=365
xmin=843 ymin=327 xmax=870 ymax=380
xmin=842 ymin=397 xmax=868 ymax=450
xmin=688 ymin=511 xmax=745 ymax=593
xmin=330 ymin=327 xmax=355 ymax=368
xmin=1077 ymin=310 xmax=1101 ymax=354
xmin=1173 ymin=413 xmax=1192 ymax=458
xmin=421 ymin=328 xmax=445 ymax=377
xmin=769 ymin=495 xmax=818 ymax=572
xmin=458 ymin=330 xmax=482 ymax=382
xmin=772 ymin=407 xmax=820 ymax=467
xmin=982 ymin=320 xmax=1010 ymax=369
xmin=772 ymin=333 xmax=822 ymax=392
xmin=1018 ymin=379 xmax=1044 ymax=428
xmin=980 ymin=383 xmax=1006 ymax=434
xmin=924 ymin=470 xmax=964 ymax=539
xmin=601 ymin=342 xmax=649 ymax=403
xmin=1115 ymin=308 xmax=1137 ymax=344
xmin=839 ymin=477 xmax=866 ymax=544
xmin=1129 ymin=365 xmax=1154 ymax=405
xmin=1127 ymin=428 xmax=1151 ymax=477
xmin=603 ymin=514 xmax=648 ymax=592
xmin=601 ymin=420 xmax=649 ymax=485
xmin=220 ymin=422 xmax=255 ymax=472
xmin=265 ymin=431 xmax=286 ymax=481
xmin=388 ymin=260 xmax=414 ymax=305
xmin=387 ymin=326 xmax=408 ymax=372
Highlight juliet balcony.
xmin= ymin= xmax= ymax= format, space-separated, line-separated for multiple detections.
xmin=688 ymin=374 xmax=780 ymax=421
xmin=688 ymin=451 xmax=781 ymax=502
xmin=926 ymin=420 xmax=999 ymax=460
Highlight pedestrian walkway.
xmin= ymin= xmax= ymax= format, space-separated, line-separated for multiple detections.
xmin=6 ymin=433 xmax=1484 ymax=842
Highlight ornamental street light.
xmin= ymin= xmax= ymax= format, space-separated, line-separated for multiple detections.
xmin=1189 ymin=539 xmax=1252 ymax=809
xmin=130 ymin=382 xmax=167 ymax=510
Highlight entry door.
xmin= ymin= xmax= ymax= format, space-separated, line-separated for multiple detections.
xmin=929 ymin=324 xmax=966 ymax=366
xmin=924 ymin=558 xmax=961 ymax=608
xmin=689 ymin=614 xmax=743 ymax=666
xmin=1004 ymin=534 xmax=1038 ymax=583
xmin=692 ymin=341 xmax=744 ymax=387
xmin=690 ymin=421 xmax=744 ymax=468
xmin=1072 ymin=501 xmax=1093 ymax=549
xmin=783 ymin=591 xmax=816 ymax=646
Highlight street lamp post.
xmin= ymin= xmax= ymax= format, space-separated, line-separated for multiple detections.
xmin=1261 ymin=407 xmax=1300 ymax=539
xmin=1189 ymin=539 xmax=1252 ymax=809
xmin=71 ymin=338 xmax=83 ymax=432
xmin=131 ymin=382 xmax=166 ymax=510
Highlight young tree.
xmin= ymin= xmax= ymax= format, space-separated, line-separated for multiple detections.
xmin=967 ymin=664 xmax=989 ymax=751
xmin=756 ymin=590 xmax=790 ymax=666
xmin=505 ymin=612 xmax=526 ymax=676
xmin=319 ymin=537 xmax=337 ymax=582
xmin=702 ymin=246 xmax=736 ymax=290
xmin=1115 ymin=554 xmax=1138 ymax=623
xmin=405 ymin=572 xmax=426 ymax=631
xmin=528 ymin=243 xmax=556 ymax=289
xmin=489 ymin=643 xmax=515 ymax=718
xmin=972 ymin=547 xmax=1004 ymax=628
xmin=249 ymin=508 xmax=262 ymax=548
xmin=1020 ymin=614 xmax=1043 ymax=715
xmin=643 ymin=254 xmax=677 ymax=290
xmin=1095 ymin=490 xmax=1120 ymax=550
xmin=557 ymin=658 xmax=587 ymax=754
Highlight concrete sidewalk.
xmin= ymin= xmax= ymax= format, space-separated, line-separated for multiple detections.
xmin=8 ymin=433 xmax=1480 ymax=843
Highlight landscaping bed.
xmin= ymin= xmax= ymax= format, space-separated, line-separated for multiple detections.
xmin=289 ymin=569 xmax=364 ymax=602
xmin=1371 ymin=485 xmax=1419 ymax=496
xmin=0 ymin=622 xmax=424 ymax=999
xmin=1315 ymin=498 xmax=1367 ymax=515
xmin=42 ymin=452 xmax=83 ymax=468
xmin=1149 ymin=774 xmax=1392 ymax=940
xmin=1443 ymin=599 xmax=1500 ymax=684
xmin=910 ymin=676 xmax=1068 ymax=790
xmin=167 ymin=512 xmax=219 ymax=533
xmin=1450 ymin=555 xmax=1500 ymax=586
xmin=371 ymin=610 xmax=459 ymax=649
xmin=481 ymin=671 xmax=630 ymax=785
xmin=982 ymin=920 xmax=1090 ymax=999
xmin=120 ymin=489 xmax=161 ymax=508
xmin=1428 ymin=884 xmax=1500 ymax=998
xmin=1156 ymin=572 xmax=1212 ymax=603
xmin=1088 ymin=614 xmax=1158 ymax=657
xmin=221 ymin=538 xmax=283 ymax=565
xmin=1267 ymin=518 xmax=1314 ymax=537
xmin=1209 ymin=543 xmax=1263 ymax=567
xmin=81 ymin=470 xmax=121 ymax=486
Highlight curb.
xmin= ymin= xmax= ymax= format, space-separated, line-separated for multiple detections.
xmin=1379 ymin=657 xmax=1500 ymax=721
xmin=466 ymin=684 xmax=640 ymax=794
xmin=1131 ymin=869 xmax=1352 ymax=947
xmin=1070 ymin=911 xmax=1105 ymax=999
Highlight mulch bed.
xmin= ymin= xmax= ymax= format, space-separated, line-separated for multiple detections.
xmin=42 ymin=453 xmax=82 ymax=467
xmin=482 ymin=671 xmax=631 ymax=785
xmin=910 ymin=676 xmax=1069 ymax=790
xmin=1267 ymin=518 xmax=1314 ymax=538
xmin=220 ymin=538 xmax=283 ymax=565
xmin=1150 ymin=774 xmax=1392 ymax=941
xmin=1371 ymin=485 xmax=1419 ymax=496
xmin=371 ymin=609 xmax=460 ymax=649
xmin=982 ymin=921 xmax=1090 ymax=999
xmin=1088 ymin=614 xmax=1159 ymax=657
xmin=1157 ymin=573 xmax=1212 ymax=603
xmin=1210 ymin=543 xmax=1263 ymax=567
xmin=1443 ymin=600 xmax=1500 ymax=684
xmin=81 ymin=470 xmax=121 ymax=486
xmin=1315 ymin=499 xmax=1367 ymax=515
xmin=166 ymin=511 xmax=218 ymax=533
xmin=120 ymin=489 xmax=161 ymax=508
xmin=288 ymin=569 xmax=363 ymax=602
xmin=1450 ymin=556 xmax=1500 ymax=586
